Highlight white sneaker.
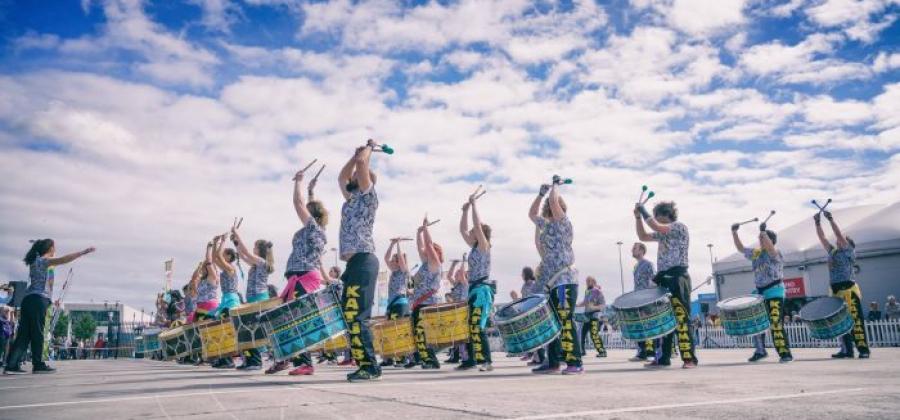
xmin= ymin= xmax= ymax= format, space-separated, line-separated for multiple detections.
xmin=479 ymin=363 xmax=493 ymax=372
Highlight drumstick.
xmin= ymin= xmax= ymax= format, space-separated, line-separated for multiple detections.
xmin=761 ymin=210 xmax=776 ymax=225
xmin=300 ymin=159 xmax=318 ymax=174
xmin=426 ymin=219 xmax=441 ymax=227
xmin=311 ymin=164 xmax=326 ymax=182
xmin=735 ymin=217 xmax=759 ymax=226
xmin=474 ymin=190 xmax=487 ymax=200
xmin=638 ymin=185 xmax=648 ymax=204
xmin=640 ymin=191 xmax=655 ymax=206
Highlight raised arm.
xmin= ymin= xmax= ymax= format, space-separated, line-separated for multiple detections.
xmin=212 ymin=236 xmax=235 ymax=276
xmin=204 ymin=242 xmax=220 ymax=286
xmin=398 ymin=251 xmax=409 ymax=273
xmin=384 ymin=240 xmax=398 ymax=269
xmin=338 ymin=147 xmax=363 ymax=200
xmin=548 ymin=184 xmax=564 ymax=221
xmin=470 ymin=197 xmax=489 ymax=252
xmin=45 ymin=247 xmax=95 ymax=266
xmin=422 ymin=219 xmax=441 ymax=269
xmin=231 ymin=228 xmax=264 ymax=266
xmin=824 ymin=211 xmax=849 ymax=249
xmin=447 ymin=260 xmax=460 ymax=283
xmin=814 ymin=213 xmax=832 ymax=251
xmin=633 ymin=205 xmax=654 ymax=242
xmin=459 ymin=202 xmax=474 ymax=246
xmin=355 ymin=141 xmax=375 ymax=193
xmin=293 ymin=170 xmax=313 ymax=224
xmin=529 ymin=184 xmax=549 ymax=223
xmin=731 ymin=224 xmax=745 ymax=254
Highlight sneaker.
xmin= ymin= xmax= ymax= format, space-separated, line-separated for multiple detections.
xmin=32 ymin=364 xmax=56 ymax=374
xmin=4 ymin=366 xmax=27 ymax=375
xmin=681 ymin=361 xmax=698 ymax=369
xmin=444 ymin=357 xmax=460 ymax=364
xmin=831 ymin=351 xmax=853 ymax=359
xmin=265 ymin=361 xmax=289 ymax=375
xmin=403 ymin=361 xmax=420 ymax=369
xmin=628 ymin=356 xmax=648 ymax=362
xmin=347 ymin=368 xmax=382 ymax=382
xmin=561 ymin=365 xmax=584 ymax=375
xmin=645 ymin=360 xmax=671 ymax=369
xmin=379 ymin=360 xmax=394 ymax=367
xmin=243 ymin=364 xmax=262 ymax=371
xmin=421 ymin=361 xmax=441 ymax=370
xmin=532 ymin=365 xmax=560 ymax=374
xmin=858 ymin=351 xmax=870 ymax=359
xmin=288 ymin=365 xmax=314 ymax=376
xmin=748 ymin=352 xmax=768 ymax=362
xmin=456 ymin=361 xmax=477 ymax=371
xmin=596 ymin=351 xmax=607 ymax=358
xmin=337 ymin=359 xmax=356 ymax=367
xmin=779 ymin=355 xmax=793 ymax=363
xmin=478 ymin=363 xmax=493 ymax=372
xmin=527 ymin=360 xmax=542 ymax=366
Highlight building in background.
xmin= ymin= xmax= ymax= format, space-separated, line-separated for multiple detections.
xmin=714 ymin=202 xmax=900 ymax=316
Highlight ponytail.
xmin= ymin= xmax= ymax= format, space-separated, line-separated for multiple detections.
xmin=24 ymin=239 xmax=54 ymax=266
xmin=256 ymin=240 xmax=275 ymax=274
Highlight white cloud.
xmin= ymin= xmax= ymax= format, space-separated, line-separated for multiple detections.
xmin=873 ymin=52 xmax=900 ymax=72
xmin=805 ymin=0 xmax=897 ymax=42
xmin=189 ymin=0 xmax=242 ymax=32
xmin=783 ymin=129 xmax=900 ymax=150
xmin=801 ymin=95 xmax=874 ymax=127
xmin=632 ymin=0 xmax=750 ymax=37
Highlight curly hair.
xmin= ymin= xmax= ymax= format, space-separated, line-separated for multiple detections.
xmin=652 ymin=201 xmax=678 ymax=221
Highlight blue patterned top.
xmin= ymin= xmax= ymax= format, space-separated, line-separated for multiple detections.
xmin=743 ymin=248 xmax=783 ymax=289
xmin=246 ymin=262 xmax=270 ymax=297
xmin=220 ymin=269 xmax=239 ymax=294
xmin=25 ymin=257 xmax=52 ymax=299
xmin=650 ymin=221 xmax=690 ymax=271
xmin=388 ymin=269 xmax=409 ymax=302
xmin=633 ymin=259 xmax=655 ymax=291
xmin=534 ymin=216 xmax=575 ymax=290
xmin=286 ymin=219 xmax=327 ymax=273
xmin=339 ymin=189 xmax=378 ymax=259
xmin=412 ymin=262 xmax=441 ymax=306
xmin=183 ymin=294 xmax=196 ymax=314
xmin=196 ymin=277 xmax=218 ymax=303
xmin=521 ymin=279 xmax=540 ymax=297
xmin=450 ymin=281 xmax=469 ymax=302
xmin=468 ymin=246 xmax=491 ymax=282
xmin=827 ymin=244 xmax=856 ymax=284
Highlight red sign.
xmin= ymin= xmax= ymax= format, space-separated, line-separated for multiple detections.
xmin=784 ymin=277 xmax=806 ymax=299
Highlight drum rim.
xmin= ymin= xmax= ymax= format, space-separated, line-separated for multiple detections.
xmin=717 ymin=294 xmax=764 ymax=311
xmin=495 ymin=296 xmax=548 ymax=324
xmin=504 ymin=330 xmax=561 ymax=355
xmin=611 ymin=287 xmax=671 ymax=310
xmin=799 ymin=297 xmax=848 ymax=322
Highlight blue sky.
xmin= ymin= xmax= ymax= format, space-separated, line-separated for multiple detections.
xmin=0 ymin=0 xmax=898 ymax=312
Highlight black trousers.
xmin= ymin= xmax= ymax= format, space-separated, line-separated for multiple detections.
xmin=341 ymin=252 xmax=379 ymax=371
xmin=548 ymin=284 xmax=581 ymax=368
xmin=6 ymin=294 xmax=50 ymax=367
xmin=832 ymin=282 xmax=870 ymax=354
xmin=654 ymin=267 xmax=698 ymax=364
xmin=753 ymin=296 xmax=792 ymax=358
xmin=412 ymin=305 xmax=437 ymax=364
xmin=579 ymin=317 xmax=606 ymax=356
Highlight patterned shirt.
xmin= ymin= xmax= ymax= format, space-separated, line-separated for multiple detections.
xmin=220 ymin=269 xmax=239 ymax=294
xmin=827 ymin=244 xmax=856 ymax=285
xmin=633 ymin=259 xmax=655 ymax=291
xmin=743 ymin=248 xmax=784 ymax=289
xmin=183 ymin=294 xmax=196 ymax=314
xmin=286 ymin=219 xmax=327 ymax=274
xmin=521 ymin=279 xmax=539 ymax=297
xmin=534 ymin=216 xmax=575 ymax=290
xmin=246 ymin=262 xmax=270 ymax=297
xmin=582 ymin=287 xmax=605 ymax=310
xmin=196 ymin=277 xmax=219 ymax=303
xmin=388 ymin=269 xmax=409 ymax=302
xmin=25 ymin=257 xmax=52 ymax=299
xmin=650 ymin=221 xmax=690 ymax=271
xmin=450 ymin=281 xmax=469 ymax=302
xmin=468 ymin=246 xmax=491 ymax=282
xmin=339 ymin=189 xmax=378 ymax=259
xmin=412 ymin=262 xmax=441 ymax=306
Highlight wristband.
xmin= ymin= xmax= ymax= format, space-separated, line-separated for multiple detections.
xmin=638 ymin=206 xmax=651 ymax=221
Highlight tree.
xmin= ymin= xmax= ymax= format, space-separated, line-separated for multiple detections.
xmin=72 ymin=314 xmax=97 ymax=342
xmin=52 ymin=311 xmax=69 ymax=339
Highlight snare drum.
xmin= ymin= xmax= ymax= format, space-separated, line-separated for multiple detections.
xmin=421 ymin=302 xmax=469 ymax=348
xmin=611 ymin=287 xmax=676 ymax=341
xmin=372 ymin=318 xmax=415 ymax=358
xmin=231 ymin=298 xmax=282 ymax=351
xmin=198 ymin=318 xmax=238 ymax=360
xmin=493 ymin=295 xmax=560 ymax=355
xmin=259 ymin=287 xmax=347 ymax=361
xmin=717 ymin=295 xmax=770 ymax=337
xmin=800 ymin=297 xmax=853 ymax=340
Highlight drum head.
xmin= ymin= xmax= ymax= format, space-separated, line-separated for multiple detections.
xmin=717 ymin=295 xmax=762 ymax=311
xmin=613 ymin=287 xmax=669 ymax=309
xmin=800 ymin=297 xmax=846 ymax=321
xmin=496 ymin=295 xmax=545 ymax=319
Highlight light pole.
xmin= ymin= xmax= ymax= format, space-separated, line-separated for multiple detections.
xmin=616 ymin=241 xmax=625 ymax=296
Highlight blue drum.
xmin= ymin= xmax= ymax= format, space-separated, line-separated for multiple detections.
xmin=611 ymin=287 xmax=677 ymax=341
xmin=717 ymin=295 xmax=770 ymax=337
xmin=259 ymin=287 xmax=348 ymax=361
xmin=142 ymin=329 xmax=162 ymax=354
xmin=800 ymin=297 xmax=853 ymax=340
xmin=493 ymin=295 xmax=560 ymax=355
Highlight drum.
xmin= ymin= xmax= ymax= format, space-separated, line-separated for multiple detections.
xmin=493 ymin=295 xmax=560 ymax=355
xmin=159 ymin=326 xmax=188 ymax=360
xmin=573 ymin=311 xmax=594 ymax=323
xmin=231 ymin=298 xmax=282 ymax=351
xmin=313 ymin=333 xmax=350 ymax=353
xmin=611 ymin=287 xmax=676 ymax=341
xmin=421 ymin=302 xmax=469 ymax=348
xmin=372 ymin=318 xmax=415 ymax=358
xmin=182 ymin=321 xmax=204 ymax=357
xmin=717 ymin=295 xmax=770 ymax=337
xmin=800 ymin=297 xmax=853 ymax=340
xmin=259 ymin=288 xmax=347 ymax=361
xmin=198 ymin=318 xmax=238 ymax=360
xmin=142 ymin=328 xmax=162 ymax=354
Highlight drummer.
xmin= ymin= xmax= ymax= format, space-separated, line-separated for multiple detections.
xmin=577 ymin=277 xmax=607 ymax=358
xmin=634 ymin=201 xmax=698 ymax=369
xmin=630 ymin=242 xmax=656 ymax=361
xmin=520 ymin=266 xmax=544 ymax=366
xmin=192 ymin=243 xmax=220 ymax=323
xmin=230 ymin=228 xmax=275 ymax=371
xmin=409 ymin=216 xmax=444 ymax=370
xmin=265 ymin=164 xmax=329 ymax=376
xmin=815 ymin=211 xmax=870 ymax=359
xmin=731 ymin=222 xmax=793 ymax=363
xmin=457 ymin=193 xmax=495 ymax=372
xmin=338 ymin=142 xmax=383 ymax=381
xmin=381 ymin=238 xmax=411 ymax=367
xmin=529 ymin=181 xmax=583 ymax=375
xmin=209 ymin=235 xmax=242 ymax=369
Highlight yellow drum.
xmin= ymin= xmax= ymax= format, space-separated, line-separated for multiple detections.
xmin=421 ymin=302 xmax=469 ymax=348
xmin=198 ymin=318 xmax=237 ymax=360
xmin=372 ymin=318 xmax=415 ymax=358
xmin=231 ymin=298 xmax=282 ymax=351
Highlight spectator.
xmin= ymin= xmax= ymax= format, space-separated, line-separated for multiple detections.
xmin=885 ymin=295 xmax=900 ymax=320
xmin=94 ymin=336 xmax=106 ymax=359
xmin=867 ymin=302 xmax=882 ymax=322
xmin=783 ymin=315 xmax=791 ymax=325
xmin=791 ymin=311 xmax=801 ymax=323
xmin=0 ymin=306 xmax=13 ymax=368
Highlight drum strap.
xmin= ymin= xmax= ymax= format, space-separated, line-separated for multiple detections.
xmin=412 ymin=290 xmax=437 ymax=311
